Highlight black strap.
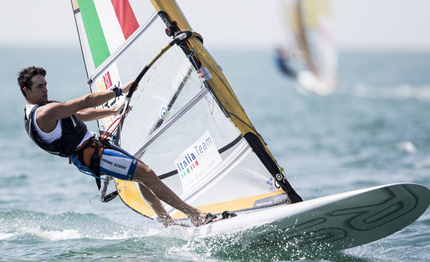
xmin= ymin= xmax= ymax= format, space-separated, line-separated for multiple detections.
xmin=74 ymin=137 xmax=102 ymax=190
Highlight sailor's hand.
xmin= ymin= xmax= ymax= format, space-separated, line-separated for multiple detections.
xmin=120 ymin=81 xmax=137 ymax=94
xmin=113 ymin=100 xmax=131 ymax=116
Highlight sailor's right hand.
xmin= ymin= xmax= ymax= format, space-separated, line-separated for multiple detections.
xmin=113 ymin=100 xmax=131 ymax=116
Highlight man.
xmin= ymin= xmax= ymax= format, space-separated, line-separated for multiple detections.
xmin=275 ymin=47 xmax=298 ymax=80
xmin=18 ymin=66 xmax=220 ymax=227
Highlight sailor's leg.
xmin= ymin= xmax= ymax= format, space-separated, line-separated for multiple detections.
xmin=137 ymin=183 xmax=183 ymax=227
xmin=97 ymin=146 xmax=207 ymax=226
xmin=132 ymin=162 xmax=207 ymax=227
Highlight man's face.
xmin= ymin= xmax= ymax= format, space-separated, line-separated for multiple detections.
xmin=24 ymin=75 xmax=48 ymax=104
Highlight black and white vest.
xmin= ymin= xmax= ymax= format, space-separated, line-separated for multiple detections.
xmin=24 ymin=101 xmax=88 ymax=157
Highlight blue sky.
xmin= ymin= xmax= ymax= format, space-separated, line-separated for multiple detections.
xmin=2 ymin=0 xmax=430 ymax=51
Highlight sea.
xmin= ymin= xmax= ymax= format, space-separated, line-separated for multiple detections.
xmin=1 ymin=47 xmax=429 ymax=262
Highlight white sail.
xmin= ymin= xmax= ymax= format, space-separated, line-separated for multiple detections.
xmin=280 ymin=0 xmax=338 ymax=95
xmin=71 ymin=0 xmax=302 ymax=220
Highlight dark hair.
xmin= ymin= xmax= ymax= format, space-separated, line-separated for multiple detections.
xmin=17 ymin=66 xmax=47 ymax=98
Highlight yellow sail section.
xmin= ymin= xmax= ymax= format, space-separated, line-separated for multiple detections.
xmin=115 ymin=180 xmax=155 ymax=217
xmin=171 ymin=190 xmax=287 ymax=219
xmin=71 ymin=0 xmax=79 ymax=10
xmin=295 ymin=0 xmax=317 ymax=76
xmin=301 ymin=0 xmax=331 ymax=29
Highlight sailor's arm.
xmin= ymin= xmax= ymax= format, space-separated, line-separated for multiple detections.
xmin=36 ymin=81 xmax=134 ymax=131
xmin=76 ymin=107 xmax=118 ymax=122
xmin=69 ymin=80 xmax=134 ymax=112
xmin=76 ymin=101 xmax=127 ymax=121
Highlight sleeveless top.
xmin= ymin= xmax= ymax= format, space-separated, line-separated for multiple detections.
xmin=24 ymin=102 xmax=91 ymax=157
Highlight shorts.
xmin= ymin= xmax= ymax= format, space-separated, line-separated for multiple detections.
xmin=72 ymin=138 xmax=138 ymax=181
xmin=99 ymin=148 xmax=138 ymax=181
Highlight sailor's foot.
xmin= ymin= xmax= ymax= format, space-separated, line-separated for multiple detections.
xmin=157 ymin=214 xmax=190 ymax=228
xmin=161 ymin=219 xmax=190 ymax=228
xmin=189 ymin=211 xmax=214 ymax=227
xmin=169 ymin=221 xmax=190 ymax=228
xmin=189 ymin=211 xmax=237 ymax=227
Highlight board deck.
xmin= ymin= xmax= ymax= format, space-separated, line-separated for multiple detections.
xmin=169 ymin=183 xmax=430 ymax=250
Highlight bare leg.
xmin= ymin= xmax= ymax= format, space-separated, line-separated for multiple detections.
xmin=137 ymin=183 xmax=185 ymax=227
xmin=133 ymin=162 xmax=207 ymax=227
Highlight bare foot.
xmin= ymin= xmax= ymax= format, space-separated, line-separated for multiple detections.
xmin=156 ymin=213 xmax=189 ymax=228
xmin=188 ymin=211 xmax=210 ymax=227
xmin=164 ymin=220 xmax=190 ymax=228
xmin=158 ymin=217 xmax=190 ymax=228
xmin=189 ymin=212 xmax=223 ymax=227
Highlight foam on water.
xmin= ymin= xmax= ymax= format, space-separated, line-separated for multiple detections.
xmin=351 ymin=84 xmax=430 ymax=102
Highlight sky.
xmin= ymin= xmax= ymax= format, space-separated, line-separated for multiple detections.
xmin=1 ymin=0 xmax=430 ymax=51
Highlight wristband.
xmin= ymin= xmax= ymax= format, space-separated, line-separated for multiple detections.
xmin=109 ymin=86 xmax=122 ymax=97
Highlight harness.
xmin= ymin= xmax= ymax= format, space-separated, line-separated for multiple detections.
xmin=71 ymin=136 xmax=130 ymax=202
xmin=72 ymin=136 xmax=103 ymax=187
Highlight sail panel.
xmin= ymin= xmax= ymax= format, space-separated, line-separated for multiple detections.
xmin=120 ymin=46 xmax=196 ymax=152
xmin=93 ymin=0 xmax=126 ymax=54
xmin=111 ymin=0 xmax=139 ymax=39
xmin=72 ymin=0 xmax=298 ymax=220
xmin=73 ymin=0 xmax=156 ymax=75
xmin=76 ymin=0 xmax=110 ymax=68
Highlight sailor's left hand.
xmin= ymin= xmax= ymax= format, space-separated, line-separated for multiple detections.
xmin=120 ymin=81 xmax=137 ymax=94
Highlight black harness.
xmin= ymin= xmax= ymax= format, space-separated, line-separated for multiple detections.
xmin=73 ymin=136 xmax=103 ymax=188
xmin=73 ymin=136 xmax=125 ymax=202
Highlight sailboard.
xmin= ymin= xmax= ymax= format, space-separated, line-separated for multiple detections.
xmin=175 ymin=183 xmax=430 ymax=250
xmin=70 ymin=0 xmax=429 ymax=250
xmin=277 ymin=0 xmax=338 ymax=95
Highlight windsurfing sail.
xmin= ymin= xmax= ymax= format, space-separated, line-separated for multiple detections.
xmin=71 ymin=0 xmax=302 ymax=221
xmin=278 ymin=0 xmax=337 ymax=95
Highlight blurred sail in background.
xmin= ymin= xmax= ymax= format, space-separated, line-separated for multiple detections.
xmin=276 ymin=0 xmax=338 ymax=95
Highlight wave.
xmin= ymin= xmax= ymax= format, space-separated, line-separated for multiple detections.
xmin=0 ymin=210 xmax=157 ymax=242
xmin=415 ymin=159 xmax=430 ymax=169
xmin=349 ymin=84 xmax=430 ymax=102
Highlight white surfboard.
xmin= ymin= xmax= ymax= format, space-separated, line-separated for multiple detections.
xmin=171 ymin=183 xmax=430 ymax=250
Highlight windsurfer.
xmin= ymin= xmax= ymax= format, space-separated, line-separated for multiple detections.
xmin=275 ymin=47 xmax=298 ymax=79
xmin=18 ymin=66 xmax=219 ymax=228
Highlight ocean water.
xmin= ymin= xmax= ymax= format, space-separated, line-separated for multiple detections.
xmin=1 ymin=47 xmax=429 ymax=261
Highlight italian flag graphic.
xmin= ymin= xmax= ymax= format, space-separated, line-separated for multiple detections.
xmin=73 ymin=0 xmax=139 ymax=68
